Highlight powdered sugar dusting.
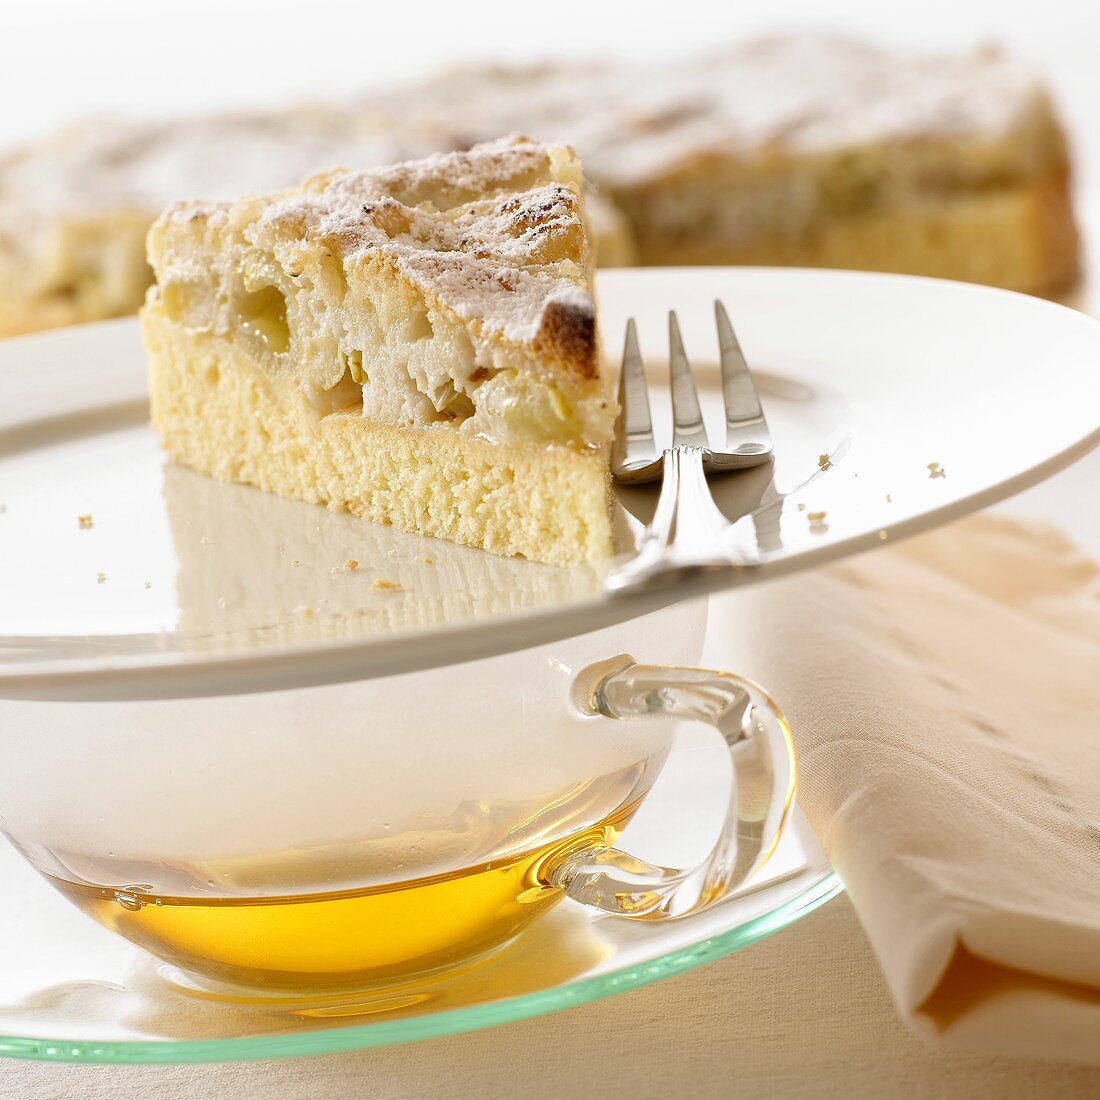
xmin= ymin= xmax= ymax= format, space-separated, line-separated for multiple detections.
xmin=258 ymin=138 xmax=595 ymax=347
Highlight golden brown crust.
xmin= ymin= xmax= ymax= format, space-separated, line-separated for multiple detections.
xmin=533 ymin=299 xmax=598 ymax=380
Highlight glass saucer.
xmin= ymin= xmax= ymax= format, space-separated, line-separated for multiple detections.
xmin=0 ymin=726 xmax=839 ymax=1065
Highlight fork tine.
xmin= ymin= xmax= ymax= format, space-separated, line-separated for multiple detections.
xmin=668 ymin=311 xmax=710 ymax=449
xmin=714 ymin=300 xmax=772 ymax=462
xmin=611 ymin=318 xmax=661 ymax=481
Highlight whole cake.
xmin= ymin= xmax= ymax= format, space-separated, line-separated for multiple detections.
xmin=142 ymin=138 xmax=615 ymax=565
xmin=386 ymin=37 xmax=1078 ymax=291
xmin=0 ymin=36 xmax=1080 ymax=338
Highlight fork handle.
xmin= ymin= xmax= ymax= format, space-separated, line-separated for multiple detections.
xmin=605 ymin=446 xmax=745 ymax=596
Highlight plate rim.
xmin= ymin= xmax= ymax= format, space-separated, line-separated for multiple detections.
xmin=2 ymin=266 xmax=1099 ymax=701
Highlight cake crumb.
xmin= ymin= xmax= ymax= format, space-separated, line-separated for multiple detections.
xmin=796 ymin=502 xmax=806 ymax=512
xmin=417 ymin=556 xmax=435 ymax=565
xmin=371 ymin=578 xmax=402 ymax=593
xmin=96 ymin=571 xmax=106 ymax=584
xmin=144 ymin=580 xmax=152 ymax=589
xmin=344 ymin=559 xmax=359 ymax=571
xmin=818 ymin=454 xmax=832 ymax=471
xmin=807 ymin=511 xmax=828 ymax=534
xmin=294 ymin=605 xmax=314 ymax=618
xmin=291 ymin=559 xmax=301 ymax=568
xmin=78 ymin=514 xmax=94 ymax=530
xmin=878 ymin=530 xmax=889 ymax=540
xmin=927 ymin=461 xmax=945 ymax=479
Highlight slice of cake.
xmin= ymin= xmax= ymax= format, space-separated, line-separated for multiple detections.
xmin=141 ymin=138 xmax=615 ymax=566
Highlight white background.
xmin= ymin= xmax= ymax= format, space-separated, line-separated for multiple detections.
xmin=2 ymin=0 xmax=1100 ymax=189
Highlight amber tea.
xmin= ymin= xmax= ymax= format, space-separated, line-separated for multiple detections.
xmin=41 ymin=798 xmax=640 ymax=993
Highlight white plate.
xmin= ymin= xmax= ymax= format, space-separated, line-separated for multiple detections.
xmin=2 ymin=267 xmax=1098 ymax=701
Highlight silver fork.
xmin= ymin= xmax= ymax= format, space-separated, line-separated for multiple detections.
xmin=605 ymin=302 xmax=774 ymax=595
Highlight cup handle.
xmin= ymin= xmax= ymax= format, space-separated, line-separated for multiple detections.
xmin=546 ymin=655 xmax=796 ymax=920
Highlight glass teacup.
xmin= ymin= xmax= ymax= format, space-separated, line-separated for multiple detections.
xmin=0 ymin=599 xmax=793 ymax=996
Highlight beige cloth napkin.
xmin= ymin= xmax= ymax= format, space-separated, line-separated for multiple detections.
xmin=716 ymin=512 xmax=1100 ymax=1063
